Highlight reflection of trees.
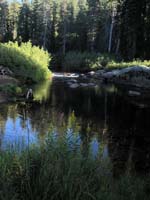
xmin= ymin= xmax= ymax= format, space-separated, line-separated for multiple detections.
xmin=33 ymin=80 xmax=52 ymax=102
xmin=15 ymin=79 xmax=110 ymax=156
xmin=107 ymin=95 xmax=150 ymax=176
xmin=0 ymin=104 xmax=19 ymax=133
xmin=1 ymin=79 xmax=150 ymax=177
xmin=0 ymin=105 xmax=9 ymax=134
xmin=131 ymin=109 xmax=150 ymax=174
xmin=0 ymin=103 xmax=19 ymax=149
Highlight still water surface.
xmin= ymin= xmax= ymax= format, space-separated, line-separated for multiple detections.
xmin=0 ymin=75 xmax=150 ymax=175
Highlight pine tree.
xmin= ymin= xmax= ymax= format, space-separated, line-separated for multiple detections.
xmin=86 ymin=0 xmax=100 ymax=51
xmin=0 ymin=0 xmax=9 ymax=42
xmin=18 ymin=0 xmax=31 ymax=42
xmin=76 ymin=0 xmax=88 ymax=51
xmin=31 ymin=0 xmax=43 ymax=46
xmin=7 ymin=0 xmax=20 ymax=41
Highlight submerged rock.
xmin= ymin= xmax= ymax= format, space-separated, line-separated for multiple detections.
xmin=69 ymin=83 xmax=80 ymax=89
xmin=128 ymin=90 xmax=141 ymax=96
xmin=88 ymin=83 xmax=95 ymax=87
xmin=80 ymin=83 xmax=88 ymax=87
xmin=69 ymin=79 xmax=78 ymax=83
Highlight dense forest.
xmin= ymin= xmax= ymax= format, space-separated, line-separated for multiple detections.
xmin=0 ymin=0 xmax=149 ymax=61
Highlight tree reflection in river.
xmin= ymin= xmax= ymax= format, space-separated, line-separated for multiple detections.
xmin=0 ymin=78 xmax=150 ymax=176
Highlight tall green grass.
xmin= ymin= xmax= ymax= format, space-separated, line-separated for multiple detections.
xmin=0 ymin=41 xmax=52 ymax=82
xmin=0 ymin=136 xmax=149 ymax=200
xmin=63 ymin=52 xmax=114 ymax=72
xmin=107 ymin=60 xmax=150 ymax=69
xmin=62 ymin=52 xmax=150 ymax=72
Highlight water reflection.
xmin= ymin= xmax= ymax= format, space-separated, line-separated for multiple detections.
xmin=0 ymin=77 xmax=150 ymax=175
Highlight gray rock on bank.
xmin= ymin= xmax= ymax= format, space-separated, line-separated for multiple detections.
xmin=101 ymin=65 xmax=150 ymax=88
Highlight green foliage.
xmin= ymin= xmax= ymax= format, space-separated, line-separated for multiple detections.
xmin=107 ymin=60 xmax=150 ymax=69
xmin=0 ymin=84 xmax=22 ymax=96
xmin=63 ymin=51 xmax=115 ymax=72
xmin=0 ymin=136 xmax=149 ymax=200
xmin=0 ymin=41 xmax=52 ymax=82
xmin=62 ymin=52 xmax=150 ymax=72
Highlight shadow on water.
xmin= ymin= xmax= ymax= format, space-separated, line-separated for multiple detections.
xmin=0 ymin=76 xmax=150 ymax=176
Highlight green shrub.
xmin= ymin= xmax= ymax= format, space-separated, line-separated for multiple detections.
xmin=63 ymin=51 xmax=115 ymax=72
xmin=0 ymin=41 xmax=52 ymax=82
xmin=0 ymin=84 xmax=22 ymax=95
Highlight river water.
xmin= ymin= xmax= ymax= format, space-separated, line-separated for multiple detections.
xmin=0 ymin=74 xmax=150 ymax=175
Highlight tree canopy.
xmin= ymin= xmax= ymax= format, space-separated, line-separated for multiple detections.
xmin=0 ymin=0 xmax=149 ymax=60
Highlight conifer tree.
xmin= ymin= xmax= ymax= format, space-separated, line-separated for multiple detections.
xmin=18 ymin=0 xmax=31 ymax=42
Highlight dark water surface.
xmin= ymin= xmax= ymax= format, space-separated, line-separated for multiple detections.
xmin=0 ymin=75 xmax=150 ymax=175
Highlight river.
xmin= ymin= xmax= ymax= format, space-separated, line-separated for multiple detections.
xmin=0 ymin=74 xmax=150 ymax=175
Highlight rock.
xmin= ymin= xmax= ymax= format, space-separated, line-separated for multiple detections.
xmin=128 ymin=90 xmax=141 ymax=96
xmin=53 ymin=73 xmax=79 ymax=78
xmin=69 ymin=79 xmax=78 ymax=83
xmin=69 ymin=73 xmax=79 ymax=78
xmin=0 ymin=75 xmax=18 ymax=85
xmin=95 ymin=69 xmax=106 ymax=75
xmin=102 ymin=65 xmax=150 ymax=79
xmin=88 ymin=71 xmax=95 ymax=76
xmin=88 ymin=83 xmax=95 ymax=87
xmin=80 ymin=83 xmax=88 ymax=87
xmin=101 ymin=65 xmax=150 ymax=88
xmin=69 ymin=83 xmax=80 ymax=89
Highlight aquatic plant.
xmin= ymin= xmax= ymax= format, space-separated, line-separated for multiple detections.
xmin=0 ymin=136 xmax=149 ymax=200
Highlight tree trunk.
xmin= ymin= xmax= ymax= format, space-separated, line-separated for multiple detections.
xmin=62 ymin=0 xmax=67 ymax=55
xmin=108 ymin=6 xmax=115 ymax=53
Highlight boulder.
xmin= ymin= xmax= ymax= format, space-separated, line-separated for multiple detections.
xmin=102 ymin=65 xmax=150 ymax=87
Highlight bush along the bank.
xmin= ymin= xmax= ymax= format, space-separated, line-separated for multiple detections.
xmin=0 ymin=84 xmax=22 ymax=96
xmin=0 ymin=41 xmax=52 ymax=82
xmin=63 ymin=51 xmax=115 ymax=72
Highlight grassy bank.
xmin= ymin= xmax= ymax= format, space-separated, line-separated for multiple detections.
xmin=0 ymin=136 xmax=149 ymax=200
xmin=0 ymin=42 xmax=52 ymax=82
xmin=54 ymin=51 xmax=150 ymax=72
xmin=62 ymin=52 xmax=114 ymax=72
xmin=107 ymin=60 xmax=150 ymax=69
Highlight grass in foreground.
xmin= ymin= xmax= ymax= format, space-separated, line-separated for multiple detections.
xmin=0 ymin=136 xmax=150 ymax=200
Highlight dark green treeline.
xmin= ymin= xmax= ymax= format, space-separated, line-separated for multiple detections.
xmin=0 ymin=0 xmax=150 ymax=60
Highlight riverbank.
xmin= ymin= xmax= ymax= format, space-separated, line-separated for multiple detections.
xmin=52 ymin=52 xmax=150 ymax=72
xmin=0 ymin=136 xmax=149 ymax=200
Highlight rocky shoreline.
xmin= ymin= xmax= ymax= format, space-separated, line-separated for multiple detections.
xmin=58 ymin=65 xmax=150 ymax=89
xmin=54 ymin=66 xmax=150 ymax=102
xmin=1 ymin=65 xmax=150 ymax=104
